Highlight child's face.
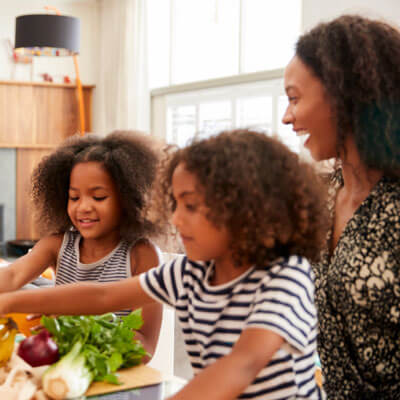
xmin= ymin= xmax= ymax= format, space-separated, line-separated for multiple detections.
xmin=67 ymin=162 xmax=122 ymax=243
xmin=171 ymin=163 xmax=231 ymax=263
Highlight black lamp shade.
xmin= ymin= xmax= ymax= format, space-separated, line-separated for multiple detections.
xmin=15 ymin=14 xmax=80 ymax=56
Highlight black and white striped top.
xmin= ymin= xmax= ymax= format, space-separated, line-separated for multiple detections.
xmin=140 ymin=255 xmax=318 ymax=399
xmin=55 ymin=230 xmax=133 ymax=316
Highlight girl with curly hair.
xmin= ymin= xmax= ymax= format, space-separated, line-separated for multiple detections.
xmin=0 ymin=131 xmax=166 ymax=359
xmin=282 ymin=14 xmax=400 ymax=399
xmin=0 ymin=129 xmax=328 ymax=399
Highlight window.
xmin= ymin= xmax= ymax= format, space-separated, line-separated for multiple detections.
xmin=149 ymin=1 xmax=306 ymax=157
xmin=164 ymin=78 xmax=304 ymax=155
xmin=147 ymin=0 xmax=302 ymax=88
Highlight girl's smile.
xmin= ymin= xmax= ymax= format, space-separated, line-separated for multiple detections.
xmin=68 ymin=162 xmax=122 ymax=244
xmin=77 ymin=218 xmax=99 ymax=229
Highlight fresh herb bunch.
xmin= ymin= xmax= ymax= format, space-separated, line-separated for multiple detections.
xmin=41 ymin=310 xmax=147 ymax=384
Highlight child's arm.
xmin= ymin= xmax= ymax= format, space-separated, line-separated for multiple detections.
xmin=130 ymin=240 xmax=163 ymax=361
xmin=0 ymin=274 xmax=157 ymax=316
xmin=0 ymin=235 xmax=62 ymax=293
xmin=169 ymin=327 xmax=284 ymax=400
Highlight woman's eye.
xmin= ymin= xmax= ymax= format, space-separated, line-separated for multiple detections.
xmin=288 ymin=96 xmax=298 ymax=103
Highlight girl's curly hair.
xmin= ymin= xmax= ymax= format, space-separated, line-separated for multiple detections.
xmin=154 ymin=129 xmax=329 ymax=267
xmin=31 ymin=131 xmax=167 ymax=242
xmin=296 ymin=15 xmax=400 ymax=176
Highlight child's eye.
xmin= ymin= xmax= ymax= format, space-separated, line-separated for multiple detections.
xmin=185 ymin=204 xmax=197 ymax=212
xmin=93 ymin=196 xmax=107 ymax=201
xmin=69 ymin=196 xmax=79 ymax=201
xmin=171 ymin=199 xmax=177 ymax=212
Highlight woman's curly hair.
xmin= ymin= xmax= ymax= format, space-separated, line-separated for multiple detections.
xmin=296 ymin=15 xmax=400 ymax=176
xmin=31 ymin=131 xmax=168 ymax=242
xmin=154 ymin=129 xmax=329 ymax=267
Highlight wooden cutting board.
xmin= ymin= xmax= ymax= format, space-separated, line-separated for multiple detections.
xmin=85 ymin=364 xmax=164 ymax=396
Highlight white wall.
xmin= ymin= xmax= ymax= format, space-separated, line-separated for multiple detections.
xmin=302 ymin=0 xmax=400 ymax=31
xmin=0 ymin=0 xmax=101 ymax=132
xmin=0 ymin=0 xmax=99 ymax=84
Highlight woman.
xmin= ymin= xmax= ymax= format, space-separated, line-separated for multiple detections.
xmin=282 ymin=15 xmax=400 ymax=399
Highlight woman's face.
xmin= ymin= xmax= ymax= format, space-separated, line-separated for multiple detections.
xmin=282 ymin=56 xmax=338 ymax=162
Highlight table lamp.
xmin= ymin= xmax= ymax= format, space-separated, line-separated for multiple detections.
xmin=14 ymin=10 xmax=86 ymax=135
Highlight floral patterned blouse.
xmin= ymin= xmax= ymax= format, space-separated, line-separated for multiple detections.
xmin=314 ymin=170 xmax=400 ymax=399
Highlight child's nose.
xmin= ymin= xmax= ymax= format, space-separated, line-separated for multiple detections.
xmin=171 ymin=209 xmax=181 ymax=228
xmin=78 ymin=198 xmax=93 ymax=211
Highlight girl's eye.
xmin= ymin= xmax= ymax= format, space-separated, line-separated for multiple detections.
xmin=94 ymin=196 xmax=107 ymax=201
xmin=69 ymin=196 xmax=79 ymax=201
xmin=185 ymin=204 xmax=197 ymax=212
xmin=171 ymin=199 xmax=177 ymax=212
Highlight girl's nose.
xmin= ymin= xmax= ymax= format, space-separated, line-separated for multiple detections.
xmin=78 ymin=198 xmax=93 ymax=212
xmin=282 ymin=107 xmax=293 ymax=125
xmin=171 ymin=208 xmax=181 ymax=229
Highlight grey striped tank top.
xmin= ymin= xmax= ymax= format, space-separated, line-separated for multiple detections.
xmin=55 ymin=230 xmax=133 ymax=316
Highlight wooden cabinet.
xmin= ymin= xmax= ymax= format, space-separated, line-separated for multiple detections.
xmin=0 ymin=80 xmax=95 ymax=240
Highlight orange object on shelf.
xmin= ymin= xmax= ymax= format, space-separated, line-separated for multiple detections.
xmin=6 ymin=313 xmax=41 ymax=337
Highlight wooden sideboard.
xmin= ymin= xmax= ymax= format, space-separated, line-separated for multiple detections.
xmin=0 ymin=80 xmax=95 ymax=240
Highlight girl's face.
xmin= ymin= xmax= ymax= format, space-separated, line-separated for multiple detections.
xmin=171 ymin=163 xmax=231 ymax=263
xmin=68 ymin=162 xmax=122 ymax=243
xmin=282 ymin=56 xmax=338 ymax=161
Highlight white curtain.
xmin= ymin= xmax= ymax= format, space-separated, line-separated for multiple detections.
xmin=97 ymin=0 xmax=149 ymax=134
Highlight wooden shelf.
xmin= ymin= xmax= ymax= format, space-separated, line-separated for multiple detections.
xmin=0 ymin=79 xmax=95 ymax=89
xmin=0 ymin=80 xmax=95 ymax=240
xmin=0 ymin=143 xmax=56 ymax=149
xmin=0 ymin=80 xmax=94 ymax=148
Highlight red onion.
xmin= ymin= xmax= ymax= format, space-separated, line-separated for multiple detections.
xmin=17 ymin=329 xmax=59 ymax=367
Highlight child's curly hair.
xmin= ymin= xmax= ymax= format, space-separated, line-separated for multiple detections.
xmin=31 ymin=131 xmax=167 ymax=242
xmin=154 ymin=129 xmax=329 ymax=266
xmin=296 ymin=15 xmax=400 ymax=177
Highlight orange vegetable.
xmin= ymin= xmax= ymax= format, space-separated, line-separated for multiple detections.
xmin=6 ymin=313 xmax=40 ymax=337
xmin=41 ymin=268 xmax=54 ymax=281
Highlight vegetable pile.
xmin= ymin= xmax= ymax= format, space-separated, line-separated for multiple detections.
xmin=17 ymin=310 xmax=147 ymax=399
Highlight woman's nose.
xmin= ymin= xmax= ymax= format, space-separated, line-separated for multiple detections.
xmin=282 ymin=107 xmax=293 ymax=125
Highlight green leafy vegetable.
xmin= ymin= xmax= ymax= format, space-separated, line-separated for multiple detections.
xmin=41 ymin=310 xmax=147 ymax=384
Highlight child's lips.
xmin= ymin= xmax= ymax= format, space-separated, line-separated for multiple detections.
xmin=78 ymin=219 xmax=98 ymax=228
xmin=180 ymin=234 xmax=193 ymax=243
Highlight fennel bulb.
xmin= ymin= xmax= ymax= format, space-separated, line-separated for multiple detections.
xmin=42 ymin=341 xmax=93 ymax=399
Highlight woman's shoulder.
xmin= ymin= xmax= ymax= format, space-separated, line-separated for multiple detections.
xmin=371 ymin=176 xmax=400 ymax=217
xmin=380 ymin=176 xmax=400 ymax=200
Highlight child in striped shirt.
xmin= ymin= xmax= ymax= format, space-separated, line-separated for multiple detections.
xmin=1 ymin=129 xmax=328 ymax=399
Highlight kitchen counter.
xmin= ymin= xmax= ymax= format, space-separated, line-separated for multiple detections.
xmin=87 ymin=376 xmax=186 ymax=399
